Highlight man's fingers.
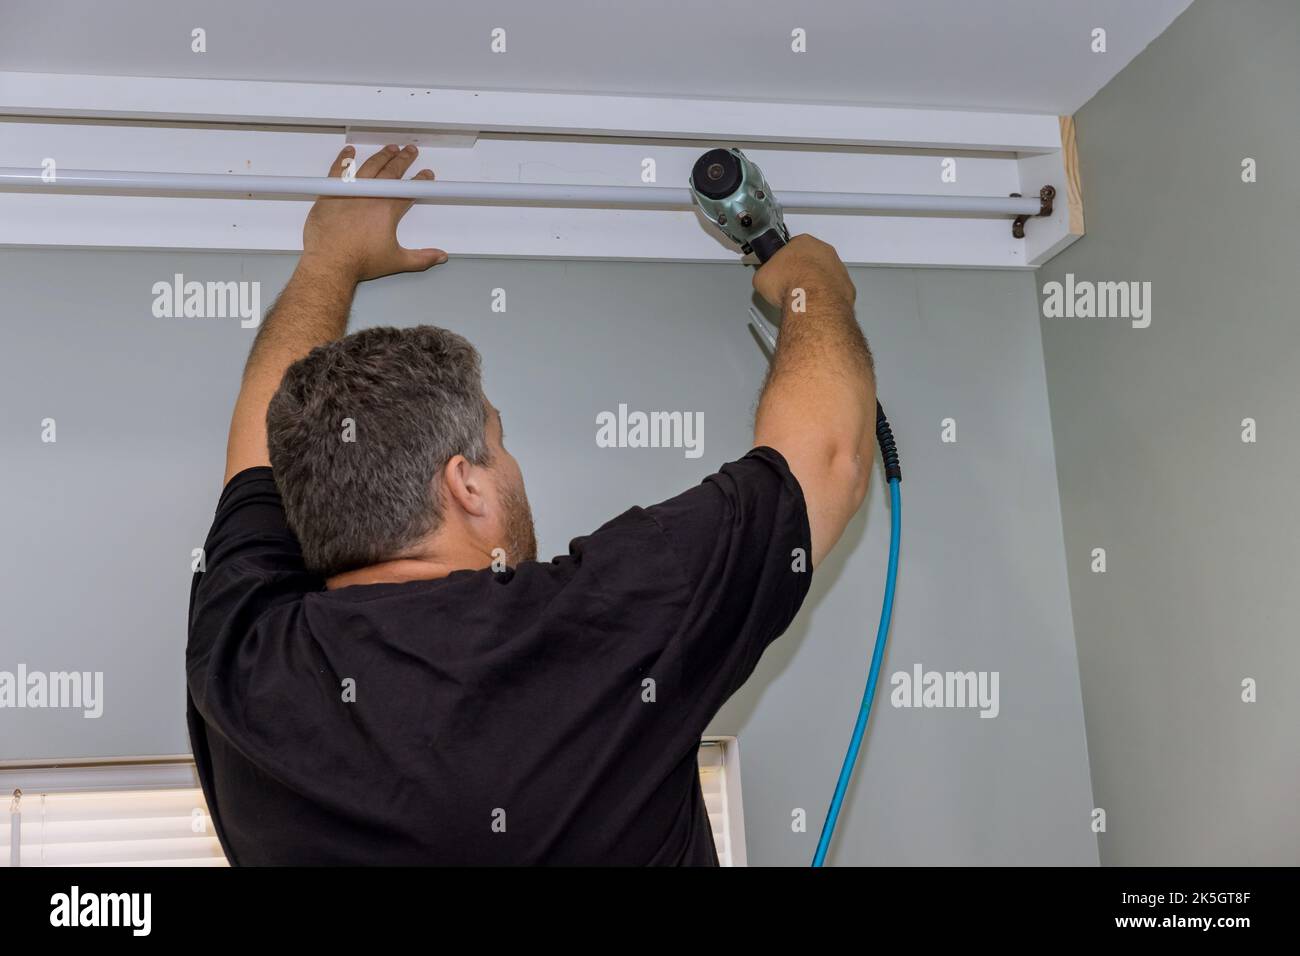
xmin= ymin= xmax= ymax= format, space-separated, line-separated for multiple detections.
xmin=327 ymin=145 xmax=356 ymax=179
xmin=399 ymin=246 xmax=449 ymax=272
xmin=377 ymin=145 xmax=419 ymax=180
xmin=328 ymin=147 xmax=429 ymax=190
xmin=355 ymin=145 xmax=402 ymax=179
xmin=394 ymin=168 xmax=436 ymax=215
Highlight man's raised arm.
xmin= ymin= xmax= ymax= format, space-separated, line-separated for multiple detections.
xmin=752 ymin=235 xmax=876 ymax=569
xmin=223 ymin=144 xmax=447 ymax=484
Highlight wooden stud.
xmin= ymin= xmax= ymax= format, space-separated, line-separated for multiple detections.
xmin=1058 ymin=115 xmax=1085 ymax=236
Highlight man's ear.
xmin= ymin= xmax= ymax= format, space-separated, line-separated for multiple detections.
xmin=442 ymin=455 xmax=489 ymax=517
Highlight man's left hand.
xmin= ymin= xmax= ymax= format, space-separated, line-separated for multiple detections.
xmin=301 ymin=144 xmax=448 ymax=283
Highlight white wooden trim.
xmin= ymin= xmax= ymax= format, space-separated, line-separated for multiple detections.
xmin=0 ymin=74 xmax=1076 ymax=267
xmin=716 ymin=736 xmax=748 ymax=867
xmin=0 ymin=71 xmax=1063 ymax=154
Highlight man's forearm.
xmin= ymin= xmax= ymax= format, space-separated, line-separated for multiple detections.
xmin=246 ymin=256 xmax=356 ymax=378
xmin=767 ymin=284 xmax=873 ymax=398
xmin=224 ymin=258 xmax=357 ymax=482
xmin=750 ymin=236 xmax=876 ymax=566
xmin=757 ymin=282 xmax=876 ymax=463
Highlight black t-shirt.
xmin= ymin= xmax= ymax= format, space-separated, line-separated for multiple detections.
xmin=186 ymin=446 xmax=811 ymax=865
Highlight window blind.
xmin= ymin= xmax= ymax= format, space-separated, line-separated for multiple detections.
xmin=1 ymin=787 xmax=226 ymax=867
xmin=3 ymin=740 xmax=744 ymax=866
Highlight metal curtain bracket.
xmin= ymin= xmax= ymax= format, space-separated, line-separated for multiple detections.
xmin=1011 ymin=185 xmax=1056 ymax=238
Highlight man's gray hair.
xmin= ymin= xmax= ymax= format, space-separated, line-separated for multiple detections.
xmin=267 ymin=325 xmax=489 ymax=577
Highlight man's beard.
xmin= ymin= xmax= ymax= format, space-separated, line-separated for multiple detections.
xmin=497 ymin=476 xmax=538 ymax=565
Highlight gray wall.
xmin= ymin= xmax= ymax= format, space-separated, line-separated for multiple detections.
xmin=0 ymin=248 xmax=1095 ymax=865
xmin=1038 ymin=0 xmax=1300 ymax=864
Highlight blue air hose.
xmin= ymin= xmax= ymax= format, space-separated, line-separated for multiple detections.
xmin=812 ymin=402 xmax=902 ymax=867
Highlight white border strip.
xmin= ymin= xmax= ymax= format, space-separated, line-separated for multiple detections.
xmin=0 ymin=757 xmax=201 ymax=794
xmin=0 ymin=71 xmax=1063 ymax=154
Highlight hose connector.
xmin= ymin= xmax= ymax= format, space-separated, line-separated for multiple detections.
xmin=875 ymin=400 xmax=902 ymax=483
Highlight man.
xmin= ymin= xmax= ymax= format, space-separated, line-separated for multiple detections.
xmin=187 ymin=144 xmax=876 ymax=865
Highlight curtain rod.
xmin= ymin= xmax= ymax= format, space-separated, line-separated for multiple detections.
xmin=0 ymin=167 xmax=1049 ymax=218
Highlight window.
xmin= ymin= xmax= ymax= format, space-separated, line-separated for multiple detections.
xmin=2 ymin=737 xmax=746 ymax=866
xmin=1 ymin=758 xmax=224 ymax=867
xmin=698 ymin=736 xmax=747 ymax=867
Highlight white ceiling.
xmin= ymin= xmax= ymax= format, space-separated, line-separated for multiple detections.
xmin=1 ymin=0 xmax=1192 ymax=114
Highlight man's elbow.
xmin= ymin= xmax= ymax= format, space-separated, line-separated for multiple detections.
xmin=831 ymin=445 xmax=872 ymax=516
xmin=804 ymin=445 xmax=872 ymax=570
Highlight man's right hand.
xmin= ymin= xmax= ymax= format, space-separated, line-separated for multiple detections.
xmin=752 ymin=234 xmax=857 ymax=311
